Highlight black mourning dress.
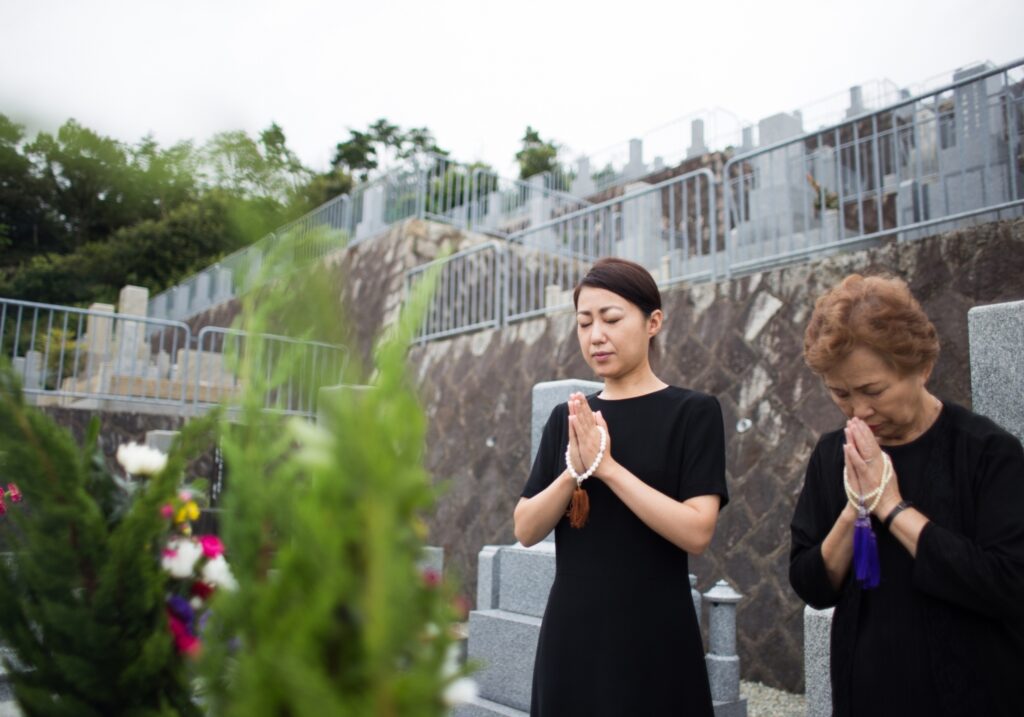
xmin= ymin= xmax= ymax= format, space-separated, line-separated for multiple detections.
xmin=521 ymin=387 xmax=729 ymax=716
xmin=790 ymin=402 xmax=1024 ymax=717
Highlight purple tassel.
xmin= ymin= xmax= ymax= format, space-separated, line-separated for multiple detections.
xmin=852 ymin=507 xmax=880 ymax=589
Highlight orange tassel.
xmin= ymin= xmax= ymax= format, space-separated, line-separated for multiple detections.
xmin=568 ymin=486 xmax=590 ymax=528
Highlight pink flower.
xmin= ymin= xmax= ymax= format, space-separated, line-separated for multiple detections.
xmin=160 ymin=504 xmax=175 ymax=519
xmin=198 ymin=535 xmax=225 ymax=558
xmin=422 ymin=568 xmax=441 ymax=588
xmin=166 ymin=610 xmax=201 ymax=656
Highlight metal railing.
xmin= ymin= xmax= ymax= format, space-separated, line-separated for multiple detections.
xmin=407 ymin=243 xmax=505 ymax=342
xmin=149 ymin=155 xmax=591 ymax=325
xmin=723 ymin=59 xmax=1024 ymax=274
xmin=408 ymin=60 xmax=1024 ymax=342
xmin=1 ymin=297 xmax=347 ymax=418
xmin=409 ymin=169 xmax=717 ymax=340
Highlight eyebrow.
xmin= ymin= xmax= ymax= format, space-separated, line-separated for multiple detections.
xmin=826 ymin=381 xmax=884 ymax=392
xmin=576 ymin=306 xmax=625 ymax=317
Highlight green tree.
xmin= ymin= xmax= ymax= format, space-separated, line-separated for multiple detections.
xmin=1 ymin=193 xmax=248 ymax=306
xmin=515 ymin=126 xmax=560 ymax=180
xmin=332 ymin=119 xmax=446 ymax=181
xmin=204 ymin=123 xmax=312 ymax=205
xmin=198 ymin=240 xmax=472 ymax=716
xmin=0 ymin=368 xmax=217 ymax=716
xmin=0 ymin=115 xmax=61 ymax=266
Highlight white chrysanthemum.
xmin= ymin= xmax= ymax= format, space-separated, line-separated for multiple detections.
xmin=162 ymin=538 xmax=203 ymax=579
xmin=443 ymin=677 xmax=479 ymax=707
xmin=116 ymin=442 xmax=168 ymax=476
xmin=286 ymin=417 xmax=334 ymax=469
xmin=201 ymin=555 xmax=238 ymax=591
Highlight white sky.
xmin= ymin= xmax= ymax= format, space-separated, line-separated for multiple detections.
xmin=2 ymin=0 xmax=1022 ymax=178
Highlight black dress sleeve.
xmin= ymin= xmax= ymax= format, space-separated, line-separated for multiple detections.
xmin=521 ymin=403 xmax=567 ymax=499
xmin=913 ymin=431 xmax=1024 ymax=620
xmin=675 ymin=393 xmax=729 ymax=508
xmin=790 ymin=439 xmax=847 ymax=609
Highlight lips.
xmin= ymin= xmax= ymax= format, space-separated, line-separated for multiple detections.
xmin=591 ymin=352 xmax=613 ymax=362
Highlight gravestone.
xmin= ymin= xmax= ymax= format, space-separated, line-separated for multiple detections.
xmin=571 ymin=156 xmax=596 ymax=198
xmin=619 ymin=182 xmax=661 ymax=268
xmin=737 ymin=111 xmax=808 ymax=260
xmin=148 ymin=293 xmax=167 ymax=323
xmin=968 ymin=299 xmax=1024 ymax=444
xmin=623 ymin=138 xmax=646 ymax=180
xmin=355 ymin=184 xmax=386 ymax=240
xmin=115 ymin=286 xmax=150 ymax=376
xmin=171 ymin=286 xmax=191 ymax=322
xmin=212 ymin=267 xmax=234 ymax=305
xmin=704 ymin=581 xmax=747 ymax=717
xmin=190 ymin=273 xmax=211 ymax=315
xmin=803 ymin=606 xmax=833 ymax=717
xmin=688 ymin=118 xmax=709 ymax=159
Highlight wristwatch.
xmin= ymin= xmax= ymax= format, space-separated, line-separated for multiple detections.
xmin=883 ymin=500 xmax=914 ymax=530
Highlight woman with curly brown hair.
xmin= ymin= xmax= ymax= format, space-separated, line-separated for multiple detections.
xmin=790 ymin=274 xmax=1024 ymax=717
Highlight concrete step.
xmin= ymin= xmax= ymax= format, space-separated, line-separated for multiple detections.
xmin=467 ymin=609 xmax=541 ymax=712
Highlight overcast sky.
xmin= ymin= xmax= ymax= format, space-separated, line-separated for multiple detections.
xmin=2 ymin=0 xmax=1022 ymax=177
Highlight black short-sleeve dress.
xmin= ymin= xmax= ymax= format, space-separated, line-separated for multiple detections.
xmin=521 ymin=386 xmax=729 ymax=716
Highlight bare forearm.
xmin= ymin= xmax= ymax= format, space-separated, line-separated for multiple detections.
xmin=821 ymin=504 xmax=857 ymax=590
xmin=513 ymin=470 xmax=575 ymax=546
xmin=600 ymin=461 xmax=719 ymax=554
xmin=875 ymin=498 xmax=928 ymax=557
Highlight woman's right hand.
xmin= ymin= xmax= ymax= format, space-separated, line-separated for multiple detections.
xmin=566 ymin=393 xmax=588 ymax=475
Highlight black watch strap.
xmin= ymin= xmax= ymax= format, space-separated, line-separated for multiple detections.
xmin=883 ymin=500 xmax=914 ymax=530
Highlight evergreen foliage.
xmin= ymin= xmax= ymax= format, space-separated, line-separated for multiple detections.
xmin=198 ymin=233 xmax=468 ymax=716
xmin=515 ymin=126 xmax=560 ymax=180
xmin=0 ymin=366 xmax=218 ymax=716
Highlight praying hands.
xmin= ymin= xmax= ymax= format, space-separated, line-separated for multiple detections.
xmin=566 ymin=392 xmax=614 ymax=479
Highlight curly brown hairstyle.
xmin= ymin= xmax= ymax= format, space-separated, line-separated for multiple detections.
xmin=803 ymin=274 xmax=939 ymax=376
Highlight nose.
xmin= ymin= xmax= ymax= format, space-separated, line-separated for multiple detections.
xmin=590 ymin=322 xmax=607 ymax=344
xmin=849 ymin=397 xmax=874 ymax=420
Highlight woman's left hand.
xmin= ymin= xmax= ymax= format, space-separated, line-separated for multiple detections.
xmin=568 ymin=392 xmax=614 ymax=477
xmin=844 ymin=416 xmax=902 ymax=517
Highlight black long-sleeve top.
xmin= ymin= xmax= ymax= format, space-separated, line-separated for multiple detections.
xmin=790 ymin=402 xmax=1024 ymax=717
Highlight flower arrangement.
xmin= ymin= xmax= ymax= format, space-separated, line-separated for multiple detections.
xmin=111 ymin=442 xmax=238 ymax=658
xmin=0 ymin=363 xmax=218 ymax=716
xmin=159 ymin=489 xmax=237 ymax=657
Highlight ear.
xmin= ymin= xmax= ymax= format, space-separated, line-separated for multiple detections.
xmin=647 ymin=309 xmax=664 ymax=337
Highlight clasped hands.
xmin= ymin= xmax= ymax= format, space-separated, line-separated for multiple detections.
xmin=843 ymin=417 xmax=902 ymax=517
xmin=566 ymin=392 xmax=615 ymax=479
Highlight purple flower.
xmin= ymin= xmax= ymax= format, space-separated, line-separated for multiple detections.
xmin=167 ymin=595 xmax=196 ymax=634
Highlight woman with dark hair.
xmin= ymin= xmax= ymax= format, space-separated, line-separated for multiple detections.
xmin=514 ymin=257 xmax=728 ymax=716
xmin=790 ymin=274 xmax=1024 ymax=716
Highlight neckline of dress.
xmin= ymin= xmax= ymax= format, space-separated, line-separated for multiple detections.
xmin=593 ymin=385 xmax=673 ymax=402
